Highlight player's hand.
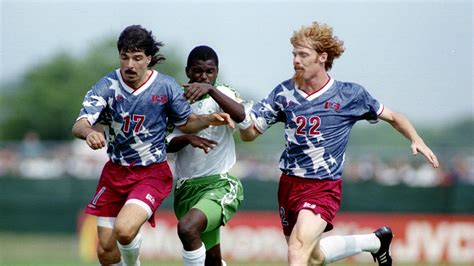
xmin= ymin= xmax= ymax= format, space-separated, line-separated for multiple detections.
xmin=411 ymin=141 xmax=439 ymax=168
xmin=86 ymin=131 xmax=106 ymax=150
xmin=186 ymin=135 xmax=217 ymax=154
xmin=206 ymin=112 xmax=235 ymax=129
xmin=183 ymin=83 xmax=214 ymax=102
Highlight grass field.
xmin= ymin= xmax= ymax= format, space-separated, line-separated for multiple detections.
xmin=0 ymin=232 xmax=470 ymax=266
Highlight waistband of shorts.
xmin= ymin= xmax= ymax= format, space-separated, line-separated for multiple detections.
xmin=108 ymin=159 xmax=168 ymax=169
xmin=178 ymin=173 xmax=231 ymax=185
xmin=280 ymin=173 xmax=342 ymax=183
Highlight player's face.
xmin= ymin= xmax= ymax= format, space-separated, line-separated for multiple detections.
xmin=292 ymin=42 xmax=326 ymax=86
xmin=186 ymin=59 xmax=218 ymax=85
xmin=119 ymin=50 xmax=151 ymax=87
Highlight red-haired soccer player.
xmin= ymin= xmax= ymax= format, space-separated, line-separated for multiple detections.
xmin=240 ymin=21 xmax=439 ymax=266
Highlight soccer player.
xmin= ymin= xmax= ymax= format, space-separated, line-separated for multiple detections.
xmin=239 ymin=22 xmax=439 ymax=266
xmin=72 ymin=26 xmax=233 ymax=266
xmin=166 ymin=45 xmax=251 ymax=266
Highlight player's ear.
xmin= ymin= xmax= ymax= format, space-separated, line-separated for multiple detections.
xmin=319 ymin=52 xmax=328 ymax=63
xmin=185 ymin=66 xmax=191 ymax=79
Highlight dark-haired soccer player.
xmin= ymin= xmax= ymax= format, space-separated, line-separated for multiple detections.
xmin=167 ymin=45 xmax=251 ymax=266
xmin=240 ymin=22 xmax=439 ymax=266
xmin=72 ymin=27 xmax=233 ymax=266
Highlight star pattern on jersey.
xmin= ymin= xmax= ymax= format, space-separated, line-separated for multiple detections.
xmin=254 ymin=101 xmax=278 ymax=131
xmin=260 ymin=101 xmax=278 ymax=116
xmin=286 ymin=112 xmax=300 ymax=144
xmin=108 ymin=77 xmax=127 ymax=99
xmin=110 ymin=120 xmax=125 ymax=139
xmin=81 ymin=95 xmax=106 ymax=124
xmin=140 ymin=127 xmax=152 ymax=138
xmin=277 ymin=84 xmax=300 ymax=107
xmin=315 ymin=132 xmax=325 ymax=142
xmin=303 ymin=135 xmax=331 ymax=175
xmin=285 ymin=128 xmax=298 ymax=144
xmin=110 ymin=109 xmax=129 ymax=139
xmin=130 ymin=135 xmax=156 ymax=164
xmin=83 ymin=95 xmax=107 ymax=107
xmin=328 ymin=154 xmax=337 ymax=166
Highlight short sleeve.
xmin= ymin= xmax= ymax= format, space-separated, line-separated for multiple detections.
xmin=251 ymin=86 xmax=285 ymax=133
xmin=77 ymin=77 xmax=112 ymax=126
xmin=165 ymin=82 xmax=192 ymax=126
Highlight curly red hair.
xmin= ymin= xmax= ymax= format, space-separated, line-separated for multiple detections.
xmin=290 ymin=22 xmax=345 ymax=71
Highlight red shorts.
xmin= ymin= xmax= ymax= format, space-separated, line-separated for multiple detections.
xmin=85 ymin=160 xmax=173 ymax=227
xmin=278 ymin=174 xmax=342 ymax=236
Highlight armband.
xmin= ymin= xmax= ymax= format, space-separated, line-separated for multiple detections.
xmin=237 ymin=114 xmax=253 ymax=130
xmin=237 ymin=100 xmax=254 ymax=130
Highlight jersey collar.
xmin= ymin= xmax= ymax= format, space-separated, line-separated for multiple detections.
xmin=295 ymin=75 xmax=334 ymax=101
xmin=116 ymin=69 xmax=158 ymax=95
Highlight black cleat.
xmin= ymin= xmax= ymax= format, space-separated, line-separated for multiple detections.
xmin=371 ymin=226 xmax=393 ymax=266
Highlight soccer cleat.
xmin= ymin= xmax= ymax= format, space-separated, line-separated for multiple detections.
xmin=371 ymin=226 xmax=393 ymax=266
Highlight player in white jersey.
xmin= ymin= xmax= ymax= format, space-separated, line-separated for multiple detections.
xmin=166 ymin=46 xmax=249 ymax=266
xmin=240 ymin=22 xmax=439 ymax=266
xmin=72 ymin=26 xmax=233 ymax=266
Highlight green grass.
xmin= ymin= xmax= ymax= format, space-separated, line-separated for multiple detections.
xmin=0 ymin=232 xmax=470 ymax=266
xmin=0 ymin=232 xmax=286 ymax=266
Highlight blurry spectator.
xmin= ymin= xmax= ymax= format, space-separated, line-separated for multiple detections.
xmin=19 ymin=131 xmax=44 ymax=158
xmin=19 ymin=156 xmax=64 ymax=179
xmin=0 ymin=144 xmax=18 ymax=176
xmin=1 ymin=138 xmax=473 ymax=188
xmin=375 ymin=160 xmax=403 ymax=186
xmin=405 ymin=161 xmax=441 ymax=187
xmin=451 ymin=154 xmax=474 ymax=185
xmin=17 ymin=131 xmax=64 ymax=179
xmin=65 ymin=139 xmax=108 ymax=179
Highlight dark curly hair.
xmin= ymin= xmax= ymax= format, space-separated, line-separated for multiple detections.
xmin=117 ymin=25 xmax=165 ymax=68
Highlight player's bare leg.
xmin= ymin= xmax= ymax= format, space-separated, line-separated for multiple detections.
xmin=205 ymin=244 xmax=223 ymax=266
xmin=287 ymin=210 xmax=326 ymax=265
xmin=114 ymin=202 xmax=149 ymax=266
xmin=178 ymin=208 xmax=208 ymax=265
xmin=97 ymin=226 xmax=122 ymax=265
xmin=310 ymin=226 xmax=392 ymax=266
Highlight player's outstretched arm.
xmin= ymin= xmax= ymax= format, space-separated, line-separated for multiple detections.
xmin=178 ymin=112 xmax=235 ymax=134
xmin=183 ymin=83 xmax=245 ymax=122
xmin=379 ymin=107 xmax=439 ymax=168
xmin=239 ymin=124 xmax=261 ymax=142
xmin=167 ymin=135 xmax=217 ymax=154
xmin=72 ymin=118 xmax=106 ymax=150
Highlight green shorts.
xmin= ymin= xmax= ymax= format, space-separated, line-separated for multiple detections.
xmin=174 ymin=173 xmax=244 ymax=250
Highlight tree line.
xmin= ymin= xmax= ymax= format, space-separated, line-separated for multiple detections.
xmin=0 ymin=37 xmax=472 ymax=151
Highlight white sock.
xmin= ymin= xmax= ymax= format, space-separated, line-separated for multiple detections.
xmin=181 ymin=242 xmax=206 ymax=266
xmin=319 ymin=233 xmax=380 ymax=264
xmin=221 ymin=259 xmax=227 ymax=266
xmin=117 ymin=233 xmax=142 ymax=266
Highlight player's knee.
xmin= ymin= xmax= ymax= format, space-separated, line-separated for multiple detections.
xmin=308 ymin=254 xmax=325 ymax=266
xmin=114 ymin=224 xmax=136 ymax=244
xmin=177 ymin=219 xmax=200 ymax=239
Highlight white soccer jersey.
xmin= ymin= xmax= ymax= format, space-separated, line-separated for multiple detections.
xmin=167 ymin=84 xmax=240 ymax=180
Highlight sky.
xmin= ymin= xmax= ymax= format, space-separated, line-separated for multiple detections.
xmin=1 ymin=0 xmax=473 ymax=126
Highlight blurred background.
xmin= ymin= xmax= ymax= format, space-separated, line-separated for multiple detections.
xmin=1 ymin=0 xmax=473 ymax=265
